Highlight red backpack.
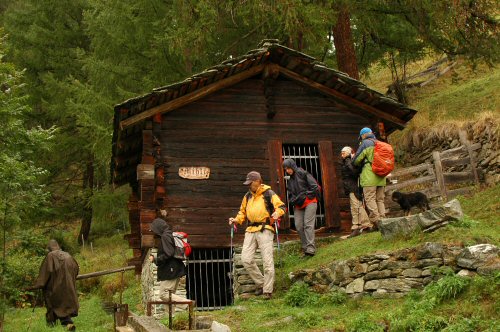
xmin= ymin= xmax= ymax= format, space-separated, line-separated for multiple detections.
xmin=172 ymin=232 xmax=192 ymax=259
xmin=371 ymin=140 xmax=394 ymax=177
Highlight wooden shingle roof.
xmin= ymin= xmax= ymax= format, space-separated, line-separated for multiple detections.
xmin=112 ymin=39 xmax=416 ymax=185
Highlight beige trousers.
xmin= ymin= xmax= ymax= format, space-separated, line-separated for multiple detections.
xmin=349 ymin=193 xmax=370 ymax=230
xmin=363 ymin=186 xmax=386 ymax=225
xmin=159 ymin=278 xmax=188 ymax=310
xmin=241 ymin=229 xmax=275 ymax=294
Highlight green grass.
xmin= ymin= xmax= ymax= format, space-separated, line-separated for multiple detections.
xmin=3 ymin=295 xmax=114 ymax=332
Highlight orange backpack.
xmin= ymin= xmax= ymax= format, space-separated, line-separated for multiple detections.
xmin=371 ymin=140 xmax=394 ymax=177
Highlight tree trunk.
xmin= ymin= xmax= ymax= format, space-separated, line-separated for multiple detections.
xmin=332 ymin=5 xmax=359 ymax=80
xmin=78 ymin=157 xmax=94 ymax=245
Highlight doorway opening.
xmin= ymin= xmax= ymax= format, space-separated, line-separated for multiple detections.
xmin=282 ymin=144 xmax=326 ymax=229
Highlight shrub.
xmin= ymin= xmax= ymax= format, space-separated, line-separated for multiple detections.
xmin=347 ymin=313 xmax=385 ymax=332
xmin=319 ymin=289 xmax=347 ymax=306
xmin=425 ymin=274 xmax=471 ymax=304
xmin=284 ymin=282 xmax=319 ymax=307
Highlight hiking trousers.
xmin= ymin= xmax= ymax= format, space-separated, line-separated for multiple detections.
xmin=159 ymin=278 xmax=188 ymax=310
xmin=294 ymin=202 xmax=317 ymax=255
xmin=349 ymin=193 xmax=370 ymax=230
xmin=241 ymin=229 xmax=275 ymax=294
xmin=363 ymin=186 xmax=386 ymax=225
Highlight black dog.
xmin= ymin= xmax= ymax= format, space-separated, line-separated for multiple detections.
xmin=391 ymin=191 xmax=430 ymax=216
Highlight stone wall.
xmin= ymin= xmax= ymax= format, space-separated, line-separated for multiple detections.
xmin=395 ymin=117 xmax=499 ymax=185
xmin=141 ymin=248 xmax=188 ymax=318
xmin=289 ymin=242 xmax=499 ymax=299
xmin=232 ymin=246 xmax=264 ymax=299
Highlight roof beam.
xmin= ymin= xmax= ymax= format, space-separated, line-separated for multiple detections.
xmin=277 ymin=66 xmax=407 ymax=129
xmin=120 ymin=64 xmax=266 ymax=130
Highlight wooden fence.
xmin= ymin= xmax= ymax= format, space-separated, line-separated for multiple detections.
xmin=385 ymin=130 xmax=481 ymax=213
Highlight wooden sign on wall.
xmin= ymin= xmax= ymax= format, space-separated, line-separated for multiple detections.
xmin=178 ymin=167 xmax=210 ymax=179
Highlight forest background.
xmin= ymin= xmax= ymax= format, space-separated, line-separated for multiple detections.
xmin=0 ymin=0 xmax=498 ymax=329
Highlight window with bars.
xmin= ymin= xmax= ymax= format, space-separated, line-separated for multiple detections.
xmin=282 ymin=144 xmax=325 ymax=229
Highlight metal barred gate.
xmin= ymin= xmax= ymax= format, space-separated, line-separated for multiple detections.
xmin=186 ymin=248 xmax=233 ymax=310
xmin=282 ymin=144 xmax=326 ymax=229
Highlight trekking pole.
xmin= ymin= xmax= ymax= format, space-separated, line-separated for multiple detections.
xmin=274 ymin=218 xmax=282 ymax=267
xmin=229 ymin=223 xmax=236 ymax=294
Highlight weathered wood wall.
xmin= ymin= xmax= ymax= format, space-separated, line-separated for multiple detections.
xmin=139 ymin=77 xmax=374 ymax=248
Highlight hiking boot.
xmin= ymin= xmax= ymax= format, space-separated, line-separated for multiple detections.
xmin=263 ymin=293 xmax=272 ymax=300
xmin=254 ymin=287 xmax=263 ymax=296
xmin=348 ymin=229 xmax=361 ymax=238
xmin=66 ymin=324 xmax=76 ymax=331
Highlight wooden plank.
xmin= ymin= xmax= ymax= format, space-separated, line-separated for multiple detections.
xmin=432 ymin=151 xmax=448 ymax=201
xmin=441 ymin=156 xmax=471 ymax=168
xmin=267 ymin=139 xmax=288 ymax=229
xmin=319 ymin=141 xmax=341 ymax=228
xmin=385 ymin=175 xmax=436 ymax=191
xmin=443 ymin=171 xmax=474 ymax=183
xmin=440 ymin=145 xmax=466 ymax=159
xmin=277 ymin=66 xmax=407 ymax=129
xmin=120 ymin=64 xmax=266 ymax=129
xmin=137 ymin=164 xmax=155 ymax=180
xmin=389 ymin=163 xmax=432 ymax=177
xmin=459 ymin=130 xmax=480 ymax=185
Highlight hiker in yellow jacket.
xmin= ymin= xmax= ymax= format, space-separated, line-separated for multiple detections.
xmin=229 ymin=171 xmax=286 ymax=299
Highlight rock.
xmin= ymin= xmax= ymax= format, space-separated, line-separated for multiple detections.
xmin=457 ymin=244 xmax=499 ymax=269
xmin=196 ymin=316 xmax=213 ymax=329
xmin=416 ymin=242 xmax=444 ymax=259
xmin=211 ymin=320 xmax=231 ymax=332
xmin=352 ymin=263 xmax=368 ymax=277
xmin=379 ymin=200 xmax=463 ymax=239
xmin=312 ymin=268 xmax=334 ymax=285
xmin=330 ymin=260 xmax=352 ymax=284
xmin=367 ymin=264 xmax=379 ymax=272
xmin=364 ymin=269 xmax=392 ymax=281
xmin=477 ymin=263 xmax=500 ymax=276
xmin=346 ymin=277 xmax=364 ymax=294
xmin=402 ymin=268 xmax=423 ymax=278
xmin=415 ymin=258 xmax=443 ymax=268
xmin=457 ymin=269 xmax=476 ymax=277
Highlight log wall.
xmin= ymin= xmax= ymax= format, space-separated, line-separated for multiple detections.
xmin=134 ymin=77 xmax=374 ymax=248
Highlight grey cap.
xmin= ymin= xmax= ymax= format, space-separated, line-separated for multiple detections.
xmin=243 ymin=171 xmax=262 ymax=185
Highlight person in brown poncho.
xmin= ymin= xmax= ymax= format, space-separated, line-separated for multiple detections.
xmin=30 ymin=239 xmax=79 ymax=331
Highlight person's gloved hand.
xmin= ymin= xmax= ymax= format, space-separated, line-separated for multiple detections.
xmin=271 ymin=211 xmax=280 ymax=220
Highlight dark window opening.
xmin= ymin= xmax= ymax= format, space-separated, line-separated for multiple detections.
xmin=282 ymin=144 xmax=326 ymax=229
xmin=186 ymin=248 xmax=233 ymax=310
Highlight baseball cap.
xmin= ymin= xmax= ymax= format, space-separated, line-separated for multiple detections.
xmin=359 ymin=127 xmax=372 ymax=138
xmin=243 ymin=171 xmax=261 ymax=185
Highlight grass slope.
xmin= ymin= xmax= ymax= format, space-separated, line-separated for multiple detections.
xmin=199 ymin=184 xmax=500 ymax=332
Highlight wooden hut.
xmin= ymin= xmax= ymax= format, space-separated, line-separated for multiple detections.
xmin=111 ymin=40 xmax=416 ymax=270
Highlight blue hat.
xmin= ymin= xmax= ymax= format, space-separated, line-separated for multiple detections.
xmin=359 ymin=127 xmax=372 ymax=138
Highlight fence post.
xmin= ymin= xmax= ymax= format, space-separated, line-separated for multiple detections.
xmin=458 ymin=130 xmax=480 ymax=186
xmin=432 ymin=151 xmax=448 ymax=201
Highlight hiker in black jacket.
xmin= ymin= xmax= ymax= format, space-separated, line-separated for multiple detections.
xmin=341 ymin=146 xmax=370 ymax=237
xmin=149 ymin=210 xmax=188 ymax=310
xmin=282 ymin=159 xmax=320 ymax=257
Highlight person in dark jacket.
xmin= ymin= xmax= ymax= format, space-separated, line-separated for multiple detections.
xmin=282 ymin=159 xmax=321 ymax=257
xmin=30 ymin=239 xmax=79 ymax=331
xmin=341 ymin=146 xmax=370 ymax=237
xmin=149 ymin=211 xmax=188 ymax=310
